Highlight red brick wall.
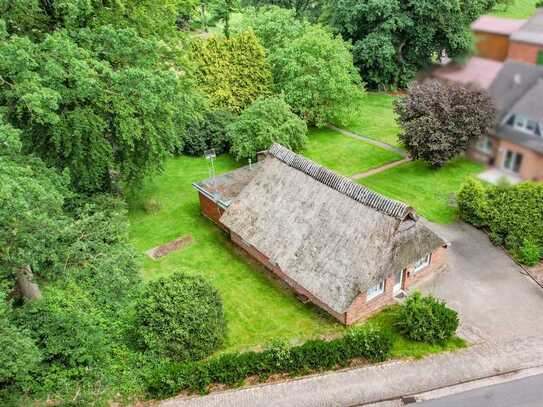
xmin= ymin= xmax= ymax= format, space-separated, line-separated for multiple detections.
xmin=198 ymin=192 xmax=225 ymax=227
xmin=404 ymin=246 xmax=447 ymax=289
xmin=494 ymin=139 xmax=543 ymax=181
xmin=507 ymin=41 xmax=543 ymax=64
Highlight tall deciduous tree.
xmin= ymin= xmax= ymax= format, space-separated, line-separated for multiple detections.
xmin=330 ymin=0 xmax=498 ymax=89
xmin=0 ymin=27 xmax=203 ymax=192
xmin=395 ymin=80 xmax=495 ymax=168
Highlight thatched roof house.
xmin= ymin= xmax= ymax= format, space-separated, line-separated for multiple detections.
xmin=194 ymin=144 xmax=446 ymax=324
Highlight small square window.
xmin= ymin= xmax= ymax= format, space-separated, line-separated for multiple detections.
xmin=366 ymin=280 xmax=385 ymax=302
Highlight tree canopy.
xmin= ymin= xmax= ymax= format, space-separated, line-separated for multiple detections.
xmin=330 ymin=0 xmax=498 ymax=88
xmin=395 ymin=80 xmax=495 ymax=167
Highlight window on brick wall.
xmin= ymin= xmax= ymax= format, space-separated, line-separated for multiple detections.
xmin=366 ymin=279 xmax=385 ymax=302
xmin=413 ymin=254 xmax=432 ymax=273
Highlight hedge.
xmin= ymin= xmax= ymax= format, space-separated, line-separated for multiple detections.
xmin=145 ymin=326 xmax=393 ymax=398
xmin=458 ymin=179 xmax=543 ymax=266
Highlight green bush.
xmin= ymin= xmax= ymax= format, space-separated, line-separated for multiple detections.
xmin=192 ymin=31 xmax=272 ymax=114
xmin=396 ymin=292 xmax=459 ymax=344
xmin=227 ymin=95 xmax=308 ymax=160
xmin=457 ymin=177 xmax=487 ymax=226
xmin=183 ymin=110 xmax=235 ymax=156
xmin=458 ymin=180 xmax=543 ymax=265
xmin=0 ymin=292 xmax=41 ymax=388
xmin=145 ymin=326 xmax=393 ymax=398
xmin=135 ymin=272 xmax=226 ymax=362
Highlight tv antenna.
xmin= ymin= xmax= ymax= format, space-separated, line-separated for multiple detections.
xmin=204 ymin=149 xmax=217 ymax=197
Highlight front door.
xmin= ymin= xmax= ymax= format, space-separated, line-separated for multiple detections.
xmin=393 ymin=270 xmax=403 ymax=294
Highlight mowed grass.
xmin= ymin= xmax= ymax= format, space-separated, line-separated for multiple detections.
xmin=302 ymin=128 xmax=403 ymax=176
xmin=491 ymin=0 xmax=538 ymax=19
xmin=127 ymin=154 xmax=344 ymax=353
xmin=334 ymin=92 xmax=402 ymax=147
xmin=359 ymin=158 xmax=485 ymax=224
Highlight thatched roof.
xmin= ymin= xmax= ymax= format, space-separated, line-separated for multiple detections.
xmin=219 ymin=145 xmax=444 ymax=314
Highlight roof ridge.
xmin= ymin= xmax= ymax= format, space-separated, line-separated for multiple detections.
xmin=268 ymin=143 xmax=414 ymax=220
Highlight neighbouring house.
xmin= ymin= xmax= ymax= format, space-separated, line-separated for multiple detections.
xmin=193 ymin=144 xmax=447 ymax=325
xmin=471 ymin=16 xmax=526 ymax=61
xmin=470 ymin=61 xmax=543 ymax=183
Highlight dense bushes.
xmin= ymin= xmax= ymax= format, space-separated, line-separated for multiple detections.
xmin=145 ymin=326 xmax=394 ymax=398
xmin=135 ymin=272 xmax=226 ymax=362
xmin=458 ymin=179 xmax=543 ymax=266
xmin=192 ymin=31 xmax=272 ymax=114
xmin=182 ymin=110 xmax=236 ymax=156
xmin=228 ymin=96 xmax=308 ymax=160
xmin=396 ymin=292 xmax=459 ymax=344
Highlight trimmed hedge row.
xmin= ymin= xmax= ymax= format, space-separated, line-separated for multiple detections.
xmin=145 ymin=326 xmax=393 ymax=398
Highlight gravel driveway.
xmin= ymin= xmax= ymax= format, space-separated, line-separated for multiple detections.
xmin=418 ymin=221 xmax=543 ymax=343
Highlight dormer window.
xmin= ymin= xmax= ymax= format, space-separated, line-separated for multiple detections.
xmin=508 ymin=114 xmax=541 ymax=137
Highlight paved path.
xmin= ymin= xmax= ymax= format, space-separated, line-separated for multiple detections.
xmin=417 ymin=374 xmax=543 ymax=407
xmin=351 ymin=158 xmax=411 ymax=180
xmin=160 ymin=337 xmax=543 ymax=407
xmin=327 ymin=124 xmax=407 ymax=156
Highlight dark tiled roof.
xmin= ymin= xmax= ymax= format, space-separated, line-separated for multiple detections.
xmin=268 ymin=144 xmax=414 ymax=220
xmin=511 ymin=8 xmax=543 ymax=45
xmin=494 ymin=125 xmax=543 ymax=154
xmin=510 ymin=80 xmax=543 ymax=119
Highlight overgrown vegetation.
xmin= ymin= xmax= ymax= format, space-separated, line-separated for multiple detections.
xmin=458 ymin=179 xmax=543 ymax=265
xmin=395 ymin=81 xmax=495 ymax=168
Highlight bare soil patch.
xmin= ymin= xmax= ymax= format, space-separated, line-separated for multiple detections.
xmin=146 ymin=235 xmax=194 ymax=260
xmin=526 ymin=263 xmax=543 ymax=287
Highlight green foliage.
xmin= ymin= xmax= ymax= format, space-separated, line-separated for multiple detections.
xmin=396 ymin=292 xmax=459 ymax=344
xmin=330 ymin=0 xmax=496 ymax=88
xmin=242 ymin=0 xmax=323 ymax=20
xmin=145 ymin=325 xmax=393 ymax=398
xmin=395 ymin=81 xmax=495 ymax=167
xmin=0 ymin=291 xmax=41 ymax=389
xmin=236 ymin=6 xmax=364 ymax=126
xmin=0 ymin=27 xmax=203 ymax=193
xmin=227 ymin=95 xmax=308 ymax=160
xmin=457 ymin=177 xmax=488 ymax=227
xmin=135 ymin=272 xmax=226 ymax=362
xmin=270 ymin=24 xmax=364 ymax=126
xmin=183 ymin=109 xmax=236 ymax=156
xmin=192 ymin=31 xmax=272 ymax=114
xmin=459 ymin=179 xmax=543 ymax=265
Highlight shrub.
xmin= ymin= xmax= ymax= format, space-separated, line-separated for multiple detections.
xmin=395 ymin=81 xmax=495 ymax=167
xmin=135 ymin=272 xmax=226 ymax=362
xmin=396 ymin=292 xmax=459 ymax=344
xmin=228 ymin=96 xmax=308 ymax=160
xmin=191 ymin=31 xmax=272 ymax=114
xmin=0 ymin=292 xmax=41 ymax=387
xmin=183 ymin=110 xmax=235 ymax=156
xmin=516 ymin=239 xmax=542 ymax=267
xmin=458 ymin=180 xmax=543 ymax=265
xmin=346 ymin=326 xmax=394 ymax=362
xmin=457 ymin=177 xmax=487 ymax=226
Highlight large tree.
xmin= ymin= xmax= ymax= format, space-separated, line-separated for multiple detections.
xmin=0 ymin=25 xmax=203 ymax=192
xmin=395 ymin=80 xmax=495 ymax=168
xmin=330 ymin=0 xmax=498 ymax=89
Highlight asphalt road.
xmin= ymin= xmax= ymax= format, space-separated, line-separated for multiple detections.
xmin=417 ymin=374 xmax=543 ymax=407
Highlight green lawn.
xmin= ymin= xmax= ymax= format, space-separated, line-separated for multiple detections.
xmin=128 ymin=155 xmax=344 ymax=353
xmin=333 ymin=92 xmax=402 ymax=147
xmin=302 ymin=128 xmax=403 ymax=176
xmin=359 ymin=158 xmax=485 ymax=224
xmin=491 ymin=0 xmax=538 ymax=19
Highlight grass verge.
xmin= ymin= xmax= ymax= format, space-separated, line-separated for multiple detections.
xmin=491 ymin=0 xmax=538 ymax=19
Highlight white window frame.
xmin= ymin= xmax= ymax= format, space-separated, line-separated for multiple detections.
xmin=475 ymin=136 xmax=493 ymax=154
xmin=366 ymin=279 xmax=385 ymax=302
xmin=503 ymin=149 xmax=523 ymax=174
xmin=413 ymin=254 xmax=432 ymax=273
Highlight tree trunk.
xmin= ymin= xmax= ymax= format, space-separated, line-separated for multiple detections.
xmin=16 ymin=265 xmax=42 ymax=300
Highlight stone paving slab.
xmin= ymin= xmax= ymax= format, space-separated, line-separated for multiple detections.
xmin=159 ymin=336 xmax=543 ymax=407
